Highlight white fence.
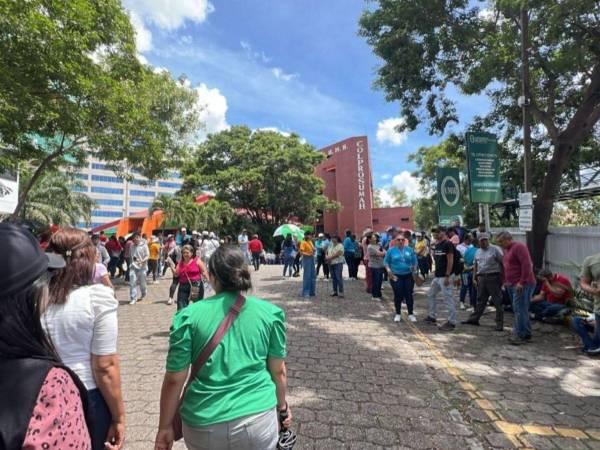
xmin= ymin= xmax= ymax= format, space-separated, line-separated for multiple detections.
xmin=491 ymin=226 xmax=600 ymax=282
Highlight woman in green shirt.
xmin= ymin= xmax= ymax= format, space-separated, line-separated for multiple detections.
xmin=154 ymin=246 xmax=292 ymax=450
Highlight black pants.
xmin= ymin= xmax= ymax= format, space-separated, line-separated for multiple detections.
xmin=417 ymin=256 xmax=430 ymax=277
xmin=147 ymin=259 xmax=158 ymax=281
xmin=252 ymin=252 xmax=261 ymax=271
xmin=390 ymin=273 xmax=415 ymax=314
xmin=316 ymin=254 xmax=329 ymax=278
xmin=468 ymin=273 xmax=503 ymax=326
xmin=177 ymin=280 xmax=204 ymax=310
xmin=293 ymin=253 xmax=301 ymax=276
xmin=169 ymin=276 xmax=179 ymax=300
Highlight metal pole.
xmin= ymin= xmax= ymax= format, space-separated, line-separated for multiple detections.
xmin=483 ymin=204 xmax=491 ymax=233
xmin=521 ymin=6 xmax=532 ymax=193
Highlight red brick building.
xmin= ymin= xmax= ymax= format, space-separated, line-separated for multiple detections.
xmin=315 ymin=136 xmax=414 ymax=236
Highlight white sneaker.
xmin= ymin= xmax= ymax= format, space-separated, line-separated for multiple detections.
xmin=460 ymin=302 xmax=466 ymax=310
xmin=394 ymin=314 xmax=401 ymax=322
xmin=467 ymin=307 xmax=474 ymax=313
xmin=167 ymin=298 xmax=173 ymax=305
xmin=153 ymin=280 xmax=159 ymax=284
xmin=372 ymin=297 xmax=379 ymax=301
xmin=129 ymin=299 xmax=137 ymax=305
xmin=409 ymin=314 xmax=417 ymax=322
xmin=338 ymin=293 xmax=345 ymax=298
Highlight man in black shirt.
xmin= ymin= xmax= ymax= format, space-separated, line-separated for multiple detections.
xmin=427 ymin=226 xmax=457 ymax=330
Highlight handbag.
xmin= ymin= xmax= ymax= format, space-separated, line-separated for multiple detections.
xmin=173 ymin=293 xmax=246 ymax=440
xmin=184 ymin=257 xmax=202 ymax=302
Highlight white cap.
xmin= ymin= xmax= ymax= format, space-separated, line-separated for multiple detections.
xmin=209 ymin=232 xmax=216 ymax=238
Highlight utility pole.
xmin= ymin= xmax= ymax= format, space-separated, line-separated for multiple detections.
xmin=520 ymin=5 xmax=533 ymax=252
xmin=520 ymin=6 xmax=532 ymax=192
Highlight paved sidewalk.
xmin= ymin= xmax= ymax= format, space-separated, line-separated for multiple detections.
xmin=114 ymin=266 xmax=600 ymax=449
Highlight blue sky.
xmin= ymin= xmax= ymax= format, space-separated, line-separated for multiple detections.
xmin=125 ymin=0 xmax=490 ymax=202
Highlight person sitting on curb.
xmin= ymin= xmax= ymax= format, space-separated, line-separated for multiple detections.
xmin=530 ymin=269 xmax=572 ymax=321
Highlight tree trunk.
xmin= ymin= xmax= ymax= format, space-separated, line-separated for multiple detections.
xmin=10 ymin=149 xmax=64 ymax=220
xmin=530 ymin=140 xmax=578 ymax=268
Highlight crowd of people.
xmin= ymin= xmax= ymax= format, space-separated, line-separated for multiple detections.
xmin=2 ymin=216 xmax=598 ymax=450
xmin=279 ymin=222 xmax=598 ymax=353
xmin=0 ymin=223 xmax=293 ymax=450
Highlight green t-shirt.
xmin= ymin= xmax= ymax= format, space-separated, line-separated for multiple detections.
xmin=166 ymin=291 xmax=287 ymax=427
xmin=580 ymin=253 xmax=600 ymax=314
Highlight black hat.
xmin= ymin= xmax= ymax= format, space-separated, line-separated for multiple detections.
xmin=0 ymin=222 xmax=65 ymax=296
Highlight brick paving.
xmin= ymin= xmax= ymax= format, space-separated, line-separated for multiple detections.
xmin=114 ymin=265 xmax=600 ymax=449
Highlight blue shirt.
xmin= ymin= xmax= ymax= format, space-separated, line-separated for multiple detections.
xmin=464 ymin=245 xmax=477 ymax=266
xmin=343 ymin=237 xmax=354 ymax=252
xmin=384 ymin=246 xmax=417 ymax=275
xmin=380 ymin=234 xmax=390 ymax=249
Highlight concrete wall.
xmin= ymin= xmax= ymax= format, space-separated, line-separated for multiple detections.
xmin=372 ymin=207 xmax=414 ymax=232
xmin=490 ymin=226 xmax=600 ymax=282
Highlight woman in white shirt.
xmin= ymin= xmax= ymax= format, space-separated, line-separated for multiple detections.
xmin=44 ymin=228 xmax=125 ymax=450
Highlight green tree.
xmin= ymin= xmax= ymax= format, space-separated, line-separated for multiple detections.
xmin=182 ymin=126 xmax=339 ymax=226
xmin=0 ymin=0 xmax=200 ymax=219
xmin=18 ymin=170 xmax=95 ymax=228
xmin=360 ymin=0 xmax=600 ymax=267
xmin=150 ymin=194 xmax=190 ymax=231
xmin=388 ymin=187 xmax=408 ymax=206
xmin=551 ymin=199 xmax=600 ymax=227
xmin=373 ymin=188 xmax=386 ymax=208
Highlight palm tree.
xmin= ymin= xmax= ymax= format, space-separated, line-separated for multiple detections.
xmin=150 ymin=194 xmax=189 ymax=231
xmin=19 ymin=170 xmax=95 ymax=227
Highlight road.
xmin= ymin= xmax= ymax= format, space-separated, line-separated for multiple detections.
xmin=114 ymin=265 xmax=600 ymax=449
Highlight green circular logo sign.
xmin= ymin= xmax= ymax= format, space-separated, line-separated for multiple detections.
xmin=441 ymin=176 xmax=460 ymax=206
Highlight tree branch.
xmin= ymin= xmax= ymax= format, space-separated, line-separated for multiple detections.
xmin=529 ymin=103 xmax=559 ymax=141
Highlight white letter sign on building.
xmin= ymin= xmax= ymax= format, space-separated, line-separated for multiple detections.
xmin=356 ymin=140 xmax=366 ymax=210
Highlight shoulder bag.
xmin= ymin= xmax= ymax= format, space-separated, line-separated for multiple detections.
xmin=173 ymin=293 xmax=246 ymax=440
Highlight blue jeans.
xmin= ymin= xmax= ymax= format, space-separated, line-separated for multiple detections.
xmin=371 ymin=267 xmax=384 ymax=298
xmin=129 ymin=267 xmax=147 ymax=301
xmin=572 ymin=314 xmax=600 ymax=351
xmin=507 ymin=284 xmax=535 ymax=339
xmin=459 ymin=271 xmax=476 ymax=308
xmin=530 ymin=300 xmax=566 ymax=319
xmin=302 ymin=256 xmax=316 ymax=296
xmin=390 ymin=273 xmax=414 ymax=314
xmin=87 ymin=388 xmax=112 ymax=450
xmin=283 ymin=255 xmax=294 ymax=276
xmin=330 ymin=263 xmax=344 ymax=294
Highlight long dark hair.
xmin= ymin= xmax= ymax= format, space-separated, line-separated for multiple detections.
xmin=47 ymin=228 xmax=95 ymax=304
xmin=0 ymin=273 xmax=60 ymax=362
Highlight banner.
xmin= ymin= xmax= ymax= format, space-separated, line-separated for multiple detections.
xmin=466 ymin=132 xmax=502 ymax=203
xmin=436 ymin=167 xmax=462 ymax=221
xmin=0 ymin=168 xmax=18 ymax=214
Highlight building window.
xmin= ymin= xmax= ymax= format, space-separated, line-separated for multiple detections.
xmin=170 ymin=171 xmax=181 ymax=179
xmin=72 ymin=186 xmax=87 ymax=192
xmin=129 ymin=200 xmax=152 ymax=208
xmin=92 ymin=210 xmax=123 ymax=218
xmin=130 ymin=189 xmax=156 ymax=197
xmin=95 ymin=199 xmax=123 ymax=206
xmin=91 ymin=175 xmax=122 ymax=183
xmin=75 ymin=222 xmax=89 ymax=229
xmin=158 ymin=181 xmax=182 ymax=189
xmin=74 ymin=173 xmax=88 ymax=180
xmin=401 ymin=217 xmax=409 ymax=222
xmin=373 ymin=219 xmax=379 ymax=224
xmin=91 ymin=222 xmax=106 ymax=228
xmin=91 ymin=163 xmax=108 ymax=170
xmin=91 ymin=186 xmax=123 ymax=195
xmin=130 ymin=178 xmax=154 ymax=186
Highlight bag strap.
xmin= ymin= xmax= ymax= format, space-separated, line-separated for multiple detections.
xmin=188 ymin=293 xmax=246 ymax=381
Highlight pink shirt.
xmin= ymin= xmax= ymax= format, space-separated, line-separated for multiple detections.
xmin=177 ymin=257 xmax=202 ymax=282
xmin=23 ymin=368 xmax=91 ymax=449
xmin=502 ymin=241 xmax=535 ymax=286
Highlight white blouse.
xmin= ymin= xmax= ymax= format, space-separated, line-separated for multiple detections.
xmin=43 ymin=284 xmax=118 ymax=390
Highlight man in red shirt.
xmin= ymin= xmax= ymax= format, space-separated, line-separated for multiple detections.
xmin=530 ymin=269 xmax=572 ymax=320
xmin=496 ymin=231 xmax=536 ymax=345
xmin=248 ymin=234 xmax=264 ymax=271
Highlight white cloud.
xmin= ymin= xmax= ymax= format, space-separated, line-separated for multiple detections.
xmin=381 ymin=174 xmax=391 ymax=180
xmin=128 ymin=10 xmax=152 ymax=52
xmin=376 ymin=117 xmax=408 ymax=146
xmin=240 ymin=40 xmax=271 ymax=64
xmin=271 ymin=67 xmax=298 ymax=82
xmin=477 ymin=8 xmax=496 ymax=21
xmin=391 ymin=171 xmax=421 ymax=200
xmin=124 ymin=0 xmax=214 ymax=30
xmin=258 ymin=127 xmax=290 ymax=137
xmin=194 ymin=83 xmax=229 ymax=140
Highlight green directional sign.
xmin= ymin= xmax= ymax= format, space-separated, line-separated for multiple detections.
xmin=436 ymin=167 xmax=462 ymax=221
xmin=466 ymin=132 xmax=502 ymax=203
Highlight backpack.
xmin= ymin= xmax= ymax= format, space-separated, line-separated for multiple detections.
xmin=452 ymin=244 xmax=464 ymax=275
